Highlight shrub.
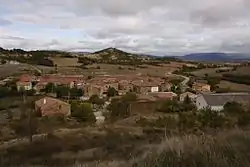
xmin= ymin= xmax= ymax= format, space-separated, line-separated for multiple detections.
xmin=71 ymin=102 xmax=95 ymax=122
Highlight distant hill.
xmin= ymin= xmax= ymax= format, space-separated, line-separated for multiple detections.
xmin=0 ymin=47 xmax=183 ymax=66
xmin=180 ymin=53 xmax=250 ymax=62
xmin=83 ymin=47 xmax=153 ymax=61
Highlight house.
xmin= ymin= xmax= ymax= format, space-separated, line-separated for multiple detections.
xmin=118 ymin=80 xmax=133 ymax=95
xmin=192 ymin=82 xmax=211 ymax=92
xmin=180 ymin=92 xmax=197 ymax=102
xmin=132 ymin=80 xmax=160 ymax=94
xmin=16 ymin=81 xmax=32 ymax=91
xmin=130 ymin=92 xmax=177 ymax=115
xmin=84 ymin=77 xmax=119 ymax=97
xmin=35 ymin=97 xmax=71 ymax=117
xmin=84 ymin=84 xmax=104 ymax=97
xmin=196 ymin=93 xmax=250 ymax=111
xmin=130 ymin=94 xmax=160 ymax=115
xmin=16 ymin=74 xmax=37 ymax=91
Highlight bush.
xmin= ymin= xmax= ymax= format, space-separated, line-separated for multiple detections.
xmin=198 ymin=108 xmax=226 ymax=128
xmin=89 ymin=95 xmax=105 ymax=106
xmin=71 ymin=102 xmax=95 ymax=122
xmin=9 ymin=118 xmax=38 ymax=138
xmin=107 ymin=87 xmax=118 ymax=97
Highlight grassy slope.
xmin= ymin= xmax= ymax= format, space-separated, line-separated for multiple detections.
xmin=2 ymin=128 xmax=250 ymax=167
xmin=133 ymin=129 xmax=250 ymax=167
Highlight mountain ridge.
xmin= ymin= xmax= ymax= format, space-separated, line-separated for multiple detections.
xmin=180 ymin=52 xmax=250 ymax=62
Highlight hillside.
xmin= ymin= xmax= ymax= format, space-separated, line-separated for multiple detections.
xmin=0 ymin=47 xmax=182 ymax=67
xmin=180 ymin=53 xmax=250 ymax=62
xmin=83 ymin=47 xmax=151 ymax=61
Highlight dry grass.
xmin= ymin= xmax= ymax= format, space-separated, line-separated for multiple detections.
xmin=218 ymin=80 xmax=250 ymax=92
xmin=0 ymin=64 xmax=35 ymax=78
xmin=192 ymin=66 xmax=250 ymax=78
xmin=50 ymin=57 xmax=81 ymax=67
xmin=2 ymin=128 xmax=250 ymax=167
xmin=133 ymin=129 xmax=250 ymax=167
xmin=191 ymin=68 xmax=223 ymax=77
xmin=34 ymin=61 xmax=182 ymax=76
xmin=232 ymin=66 xmax=250 ymax=75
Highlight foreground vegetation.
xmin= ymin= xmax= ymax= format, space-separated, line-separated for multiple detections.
xmin=133 ymin=129 xmax=250 ymax=167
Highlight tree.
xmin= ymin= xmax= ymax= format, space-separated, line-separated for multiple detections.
xmin=0 ymin=86 xmax=11 ymax=98
xmin=71 ymin=102 xmax=95 ymax=122
xmin=26 ymin=89 xmax=36 ymax=96
xmin=121 ymin=92 xmax=137 ymax=102
xmin=198 ymin=108 xmax=226 ymax=128
xmin=171 ymin=85 xmax=181 ymax=94
xmin=107 ymin=87 xmax=118 ymax=97
xmin=183 ymin=95 xmax=192 ymax=104
xmin=223 ymin=101 xmax=245 ymax=115
xmin=158 ymin=100 xmax=180 ymax=113
xmin=70 ymin=87 xmax=83 ymax=98
xmin=206 ymin=77 xmax=221 ymax=91
xmin=89 ymin=95 xmax=104 ymax=106
xmin=43 ymin=82 xmax=56 ymax=93
xmin=56 ymin=85 xmax=70 ymax=98
xmin=178 ymin=112 xmax=198 ymax=130
xmin=107 ymin=99 xmax=130 ymax=119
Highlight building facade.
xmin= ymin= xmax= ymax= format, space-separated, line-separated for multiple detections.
xmin=35 ymin=97 xmax=71 ymax=117
xmin=196 ymin=93 xmax=250 ymax=111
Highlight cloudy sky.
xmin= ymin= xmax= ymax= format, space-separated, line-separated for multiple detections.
xmin=0 ymin=0 xmax=250 ymax=55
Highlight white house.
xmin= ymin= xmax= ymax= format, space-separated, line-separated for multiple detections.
xmin=196 ymin=93 xmax=250 ymax=111
xmin=151 ymin=86 xmax=159 ymax=93
xmin=16 ymin=81 xmax=32 ymax=91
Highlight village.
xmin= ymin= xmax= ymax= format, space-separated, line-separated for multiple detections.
xmin=11 ymin=71 xmax=250 ymax=124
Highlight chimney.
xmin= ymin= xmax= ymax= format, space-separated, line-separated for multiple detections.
xmin=43 ymin=98 xmax=46 ymax=104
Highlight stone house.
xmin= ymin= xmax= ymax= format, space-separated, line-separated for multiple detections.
xmin=84 ymin=84 xmax=104 ymax=97
xmin=192 ymin=82 xmax=211 ymax=92
xmin=132 ymin=80 xmax=160 ymax=94
xmin=35 ymin=97 xmax=71 ymax=117
xmin=130 ymin=92 xmax=177 ymax=115
xmin=118 ymin=80 xmax=134 ymax=95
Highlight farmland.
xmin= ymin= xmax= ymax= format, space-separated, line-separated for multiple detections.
xmin=218 ymin=80 xmax=250 ymax=92
xmin=50 ymin=57 xmax=81 ymax=67
xmin=35 ymin=62 xmax=185 ymax=77
xmin=0 ymin=64 xmax=38 ymax=78
xmin=192 ymin=66 xmax=250 ymax=78
xmin=191 ymin=68 xmax=223 ymax=77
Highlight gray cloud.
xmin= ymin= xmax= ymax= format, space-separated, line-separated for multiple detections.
xmin=1 ymin=0 xmax=250 ymax=55
xmin=0 ymin=18 xmax=12 ymax=26
xmin=0 ymin=36 xmax=25 ymax=40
